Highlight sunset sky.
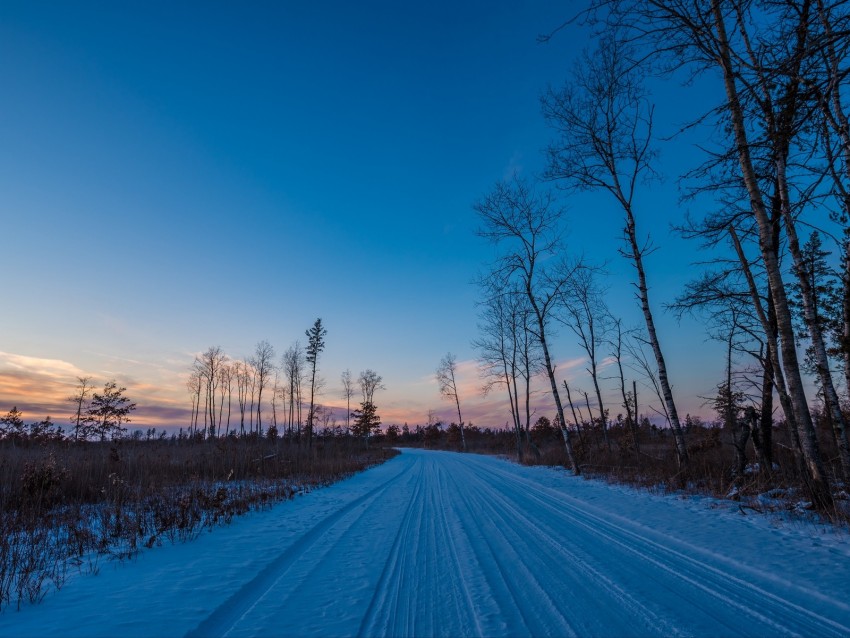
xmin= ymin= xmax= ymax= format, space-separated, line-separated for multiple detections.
xmin=0 ymin=1 xmax=754 ymax=432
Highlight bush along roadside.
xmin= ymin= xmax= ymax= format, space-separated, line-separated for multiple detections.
xmin=0 ymin=436 xmax=397 ymax=611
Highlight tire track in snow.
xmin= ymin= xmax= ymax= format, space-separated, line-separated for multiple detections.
xmin=6 ymin=448 xmax=849 ymax=638
xmin=471 ymin=459 xmax=804 ymax=635
xmin=356 ymin=460 xmax=426 ymax=637
xmin=185 ymin=449 xmax=850 ymax=637
xmin=441 ymin=457 xmax=580 ymax=637
xmin=429 ymin=459 xmax=483 ymax=637
xmin=468 ymin=455 xmax=850 ymax=637
xmin=185 ymin=455 xmax=417 ymax=638
xmin=447 ymin=455 xmax=683 ymax=637
xmin=358 ymin=456 xmax=485 ymax=638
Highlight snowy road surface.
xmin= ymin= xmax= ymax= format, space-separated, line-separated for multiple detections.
xmin=3 ymin=449 xmax=850 ymax=637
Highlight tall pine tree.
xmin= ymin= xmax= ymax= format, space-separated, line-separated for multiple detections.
xmin=305 ymin=318 xmax=327 ymax=449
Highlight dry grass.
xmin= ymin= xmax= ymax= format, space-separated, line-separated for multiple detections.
xmin=392 ymin=422 xmax=850 ymax=527
xmin=0 ymin=436 xmax=396 ymax=611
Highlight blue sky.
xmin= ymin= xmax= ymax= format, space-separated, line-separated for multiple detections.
xmin=0 ymin=1 xmax=739 ymax=429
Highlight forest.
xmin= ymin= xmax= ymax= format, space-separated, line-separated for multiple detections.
xmin=467 ymin=0 xmax=850 ymax=514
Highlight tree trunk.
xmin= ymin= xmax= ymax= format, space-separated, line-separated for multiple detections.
xmin=616 ymin=350 xmax=639 ymax=455
xmin=777 ymin=156 xmax=850 ymax=483
xmin=754 ymin=345 xmax=774 ymax=471
xmin=529 ymin=295 xmax=580 ymax=474
xmin=733 ymin=409 xmax=754 ymax=483
xmin=624 ymin=205 xmax=688 ymax=466
xmin=711 ymin=0 xmax=831 ymax=506
xmin=590 ymin=364 xmax=610 ymax=452
xmin=564 ymin=381 xmax=585 ymax=446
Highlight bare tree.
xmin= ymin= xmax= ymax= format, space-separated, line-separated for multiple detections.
xmin=251 ymin=340 xmax=275 ymax=436
xmin=559 ymin=265 xmax=612 ymax=450
xmin=608 ymin=318 xmax=639 ymax=454
xmin=591 ymin=0 xmax=833 ymax=504
xmin=195 ymin=346 xmax=227 ymax=438
xmin=68 ymin=376 xmax=93 ymax=442
xmin=358 ymin=369 xmax=385 ymax=405
xmin=542 ymin=35 xmax=688 ymax=466
xmin=186 ymin=368 xmax=202 ymax=436
xmin=475 ymin=176 xmax=583 ymax=474
xmin=233 ymin=359 xmax=252 ymax=436
xmin=270 ymin=370 xmax=280 ymax=433
xmin=671 ymin=261 xmax=779 ymax=473
xmin=282 ymin=343 xmax=306 ymax=438
xmin=216 ymin=360 xmax=232 ymax=436
xmin=354 ymin=370 xmax=385 ymax=440
xmin=275 ymin=380 xmax=288 ymax=437
xmin=341 ymin=369 xmax=354 ymax=435
xmin=625 ymin=333 xmax=671 ymax=429
xmin=219 ymin=361 xmax=234 ymax=437
xmin=475 ymin=281 xmax=540 ymax=460
xmin=436 ymin=352 xmax=467 ymax=452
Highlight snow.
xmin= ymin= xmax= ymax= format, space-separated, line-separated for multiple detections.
xmin=2 ymin=448 xmax=850 ymax=637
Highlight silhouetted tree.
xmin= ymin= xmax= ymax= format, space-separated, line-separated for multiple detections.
xmin=436 ymin=352 xmax=466 ymax=451
xmin=543 ymin=35 xmax=687 ymax=466
xmin=305 ymin=318 xmax=327 ymax=449
xmin=559 ymin=266 xmax=612 ymax=450
xmin=475 ymin=280 xmax=541 ymax=460
xmin=0 ymin=406 xmax=25 ymax=439
xmin=341 ymin=369 xmax=354 ymax=435
xmin=187 ymin=368 xmax=202 ymax=436
xmin=358 ymin=369 xmax=384 ymax=406
xmin=251 ymin=340 xmax=275 ymax=436
xmin=283 ymin=343 xmax=305 ymax=438
xmin=196 ymin=346 xmax=227 ymax=438
xmin=351 ymin=401 xmax=381 ymax=440
xmin=67 ymin=376 xmax=94 ymax=442
xmin=475 ymin=176 xmax=583 ymax=473
xmin=86 ymin=381 xmax=136 ymax=441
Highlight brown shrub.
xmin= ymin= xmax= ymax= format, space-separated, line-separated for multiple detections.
xmin=0 ymin=437 xmax=396 ymax=611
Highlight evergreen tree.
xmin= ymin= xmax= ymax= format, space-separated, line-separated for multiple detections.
xmin=86 ymin=381 xmax=136 ymax=441
xmin=351 ymin=401 xmax=381 ymax=439
xmin=789 ymin=232 xmax=841 ymax=373
xmin=0 ymin=406 xmax=25 ymax=439
xmin=305 ymin=318 xmax=327 ymax=449
xmin=29 ymin=416 xmax=63 ymax=441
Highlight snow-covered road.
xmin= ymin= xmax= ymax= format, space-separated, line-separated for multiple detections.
xmin=3 ymin=448 xmax=850 ymax=637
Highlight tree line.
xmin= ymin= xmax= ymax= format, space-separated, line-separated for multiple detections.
xmin=473 ymin=0 xmax=850 ymax=509
xmin=187 ymin=319 xmax=386 ymax=444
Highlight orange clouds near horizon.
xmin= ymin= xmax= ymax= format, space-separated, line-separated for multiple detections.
xmin=0 ymin=351 xmax=192 ymax=431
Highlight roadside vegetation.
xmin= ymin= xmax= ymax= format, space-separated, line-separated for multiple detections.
xmin=0 ymin=317 xmax=405 ymax=612
xmin=0 ymin=431 xmax=395 ymax=612
xmin=394 ymin=417 xmax=850 ymax=526
xmin=465 ymin=1 xmax=850 ymax=525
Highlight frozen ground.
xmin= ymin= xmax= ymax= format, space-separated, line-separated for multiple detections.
xmin=2 ymin=448 xmax=850 ymax=637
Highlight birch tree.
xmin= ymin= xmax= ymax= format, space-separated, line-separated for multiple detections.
xmin=475 ymin=281 xmax=540 ymax=460
xmin=195 ymin=346 xmax=226 ymax=438
xmin=475 ymin=176 xmax=583 ymax=474
xmin=559 ymin=266 xmax=612 ymax=450
xmin=542 ymin=35 xmax=688 ymax=466
xmin=436 ymin=352 xmax=467 ymax=452
xmin=591 ymin=0 xmax=833 ymax=504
